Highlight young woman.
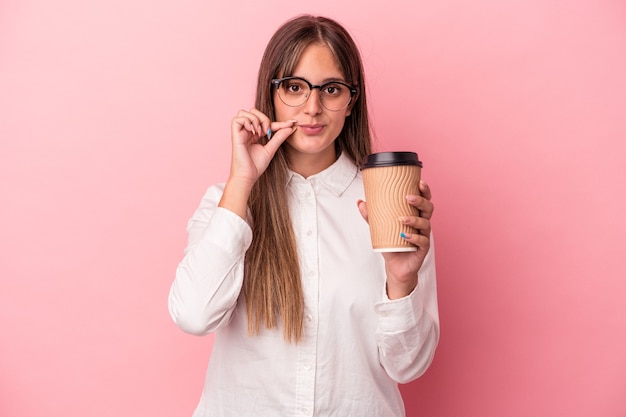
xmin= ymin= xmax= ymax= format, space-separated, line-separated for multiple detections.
xmin=169 ymin=14 xmax=439 ymax=417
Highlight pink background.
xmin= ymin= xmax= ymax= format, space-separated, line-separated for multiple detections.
xmin=1 ymin=0 xmax=625 ymax=416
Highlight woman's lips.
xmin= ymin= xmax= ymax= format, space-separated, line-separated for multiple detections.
xmin=298 ymin=124 xmax=324 ymax=135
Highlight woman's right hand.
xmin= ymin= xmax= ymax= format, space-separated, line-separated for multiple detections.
xmin=229 ymin=108 xmax=297 ymax=187
xmin=218 ymin=108 xmax=297 ymax=219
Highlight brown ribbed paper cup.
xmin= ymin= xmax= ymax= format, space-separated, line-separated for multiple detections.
xmin=361 ymin=152 xmax=422 ymax=252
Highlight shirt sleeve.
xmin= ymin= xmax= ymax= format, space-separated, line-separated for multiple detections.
xmin=373 ymin=234 xmax=440 ymax=384
xmin=168 ymin=184 xmax=253 ymax=336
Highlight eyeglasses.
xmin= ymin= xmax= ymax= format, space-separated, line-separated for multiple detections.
xmin=271 ymin=77 xmax=358 ymax=111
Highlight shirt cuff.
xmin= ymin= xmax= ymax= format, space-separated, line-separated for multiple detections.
xmin=373 ymin=285 xmax=423 ymax=334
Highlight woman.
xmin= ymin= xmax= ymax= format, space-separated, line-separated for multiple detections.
xmin=169 ymin=14 xmax=439 ymax=417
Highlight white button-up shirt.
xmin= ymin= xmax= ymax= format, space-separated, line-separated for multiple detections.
xmin=169 ymin=153 xmax=440 ymax=417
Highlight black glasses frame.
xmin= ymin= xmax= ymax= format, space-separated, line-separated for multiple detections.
xmin=270 ymin=76 xmax=358 ymax=110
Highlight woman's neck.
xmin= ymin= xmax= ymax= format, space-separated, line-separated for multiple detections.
xmin=286 ymin=146 xmax=338 ymax=178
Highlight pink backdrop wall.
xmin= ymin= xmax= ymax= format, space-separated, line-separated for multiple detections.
xmin=1 ymin=0 xmax=625 ymax=416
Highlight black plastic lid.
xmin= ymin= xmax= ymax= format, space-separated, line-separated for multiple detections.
xmin=360 ymin=151 xmax=422 ymax=169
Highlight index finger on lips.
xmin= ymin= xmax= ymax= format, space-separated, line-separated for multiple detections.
xmin=270 ymin=119 xmax=298 ymax=131
xmin=267 ymin=120 xmax=298 ymax=140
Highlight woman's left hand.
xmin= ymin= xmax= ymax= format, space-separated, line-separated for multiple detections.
xmin=357 ymin=180 xmax=434 ymax=299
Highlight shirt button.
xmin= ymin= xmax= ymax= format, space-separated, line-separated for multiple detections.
xmin=306 ymin=229 xmax=312 ymax=236
xmin=307 ymin=314 xmax=313 ymax=322
xmin=305 ymin=192 xmax=311 ymax=198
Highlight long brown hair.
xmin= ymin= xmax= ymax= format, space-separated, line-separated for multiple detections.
xmin=243 ymin=15 xmax=372 ymax=341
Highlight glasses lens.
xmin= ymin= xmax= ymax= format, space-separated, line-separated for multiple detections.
xmin=278 ymin=79 xmax=309 ymax=107
xmin=276 ymin=78 xmax=354 ymax=111
xmin=319 ymin=82 xmax=352 ymax=111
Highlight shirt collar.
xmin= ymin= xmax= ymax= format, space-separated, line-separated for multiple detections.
xmin=286 ymin=152 xmax=358 ymax=196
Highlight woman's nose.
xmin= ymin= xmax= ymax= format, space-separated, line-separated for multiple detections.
xmin=303 ymin=88 xmax=323 ymax=115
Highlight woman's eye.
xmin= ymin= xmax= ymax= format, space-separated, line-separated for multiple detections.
xmin=285 ymin=81 xmax=306 ymax=93
xmin=323 ymin=84 xmax=342 ymax=95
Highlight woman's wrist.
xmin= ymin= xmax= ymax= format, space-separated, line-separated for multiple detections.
xmin=385 ymin=274 xmax=418 ymax=300
xmin=218 ymin=178 xmax=254 ymax=219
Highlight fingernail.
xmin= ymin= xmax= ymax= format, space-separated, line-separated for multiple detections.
xmin=267 ymin=129 xmax=272 ymax=140
xmin=406 ymin=195 xmax=418 ymax=203
xmin=398 ymin=216 xmax=408 ymax=223
xmin=400 ymin=232 xmax=410 ymax=239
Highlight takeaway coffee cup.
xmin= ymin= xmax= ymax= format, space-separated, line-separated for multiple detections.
xmin=361 ymin=152 xmax=422 ymax=252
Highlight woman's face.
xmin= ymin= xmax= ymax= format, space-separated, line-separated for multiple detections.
xmin=273 ymin=43 xmax=352 ymax=176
